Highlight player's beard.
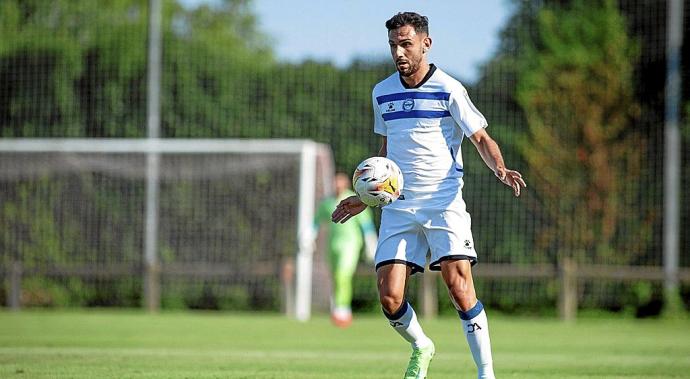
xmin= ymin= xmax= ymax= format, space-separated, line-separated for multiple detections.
xmin=396 ymin=56 xmax=421 ymax=77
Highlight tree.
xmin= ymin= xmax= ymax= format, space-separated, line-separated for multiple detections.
xmin=515 ymin=0 xmax=652 ymax=264
xmin=0 ymin=0 xmax=272 ymax=137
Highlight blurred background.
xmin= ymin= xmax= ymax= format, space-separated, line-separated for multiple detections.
xmin=1 ymin=0 xmax=689 ymax=320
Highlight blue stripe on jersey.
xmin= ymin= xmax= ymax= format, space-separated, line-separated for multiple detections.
xmin=382 ymin=110 xmax=451 ymax=121
xmin=376 ymin=91 xmax=450 ymax=104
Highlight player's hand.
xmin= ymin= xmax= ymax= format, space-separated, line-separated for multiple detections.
xmin=495 ymin=167 xmax=526 ymax=197
xmin=331 ymin=196 xmax=367 ymax=224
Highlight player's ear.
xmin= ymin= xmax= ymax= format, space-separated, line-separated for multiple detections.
xmin=423 ymin=37 xmax=432 ymax=52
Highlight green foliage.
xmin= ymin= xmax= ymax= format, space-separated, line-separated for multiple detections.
xmin=0 ymin=0 xmax=147 ymax=136
xmin=514 ymin=0 xmax=652 ymax=264
xmin=19 ymin=277 xmax=71 ymax=307
xmin=12 ymin=276 xmax=141 ymax=308
xmin=0 ymin=0 xmax=272 ymax=137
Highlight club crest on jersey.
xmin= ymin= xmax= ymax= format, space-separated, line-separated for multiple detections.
xmin=402 ymin=98 xmax=415 ymax=112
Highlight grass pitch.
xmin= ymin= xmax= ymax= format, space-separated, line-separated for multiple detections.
xmin=1 ymin=310 xmax=689 ymax=378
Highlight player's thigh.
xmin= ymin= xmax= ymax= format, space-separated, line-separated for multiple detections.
xmin=424 ymin=205 xmax=478 ymax=271
xmin=376 ymin=207 xmax=428 ymax=274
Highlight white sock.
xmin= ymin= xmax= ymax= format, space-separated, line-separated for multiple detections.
xmin=458 ymin=300 xmax=495 ymax=379
xmin=385 ymin=301 xmax=433 ymax=349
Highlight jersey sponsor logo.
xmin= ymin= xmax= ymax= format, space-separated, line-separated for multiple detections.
xmin=386 ymin=102 xmax=395 ymax=112
xmin=402 ymin=98 xmax=415 ymax=112
xmin=467 ymin=322 xmax=482 ymax=333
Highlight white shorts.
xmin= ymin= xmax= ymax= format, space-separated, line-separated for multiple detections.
xmin=374 ymin=195 xmax=477 ymax=274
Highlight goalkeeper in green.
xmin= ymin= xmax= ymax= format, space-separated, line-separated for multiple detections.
xmin=313 ymin=173 xmax=377 ymax=328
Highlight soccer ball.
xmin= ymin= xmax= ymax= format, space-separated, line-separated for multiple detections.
xmin=352 ymin=157 xmax=404 ymax=207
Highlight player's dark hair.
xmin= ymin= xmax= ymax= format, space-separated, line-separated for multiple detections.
xmin=385 ymin=12 xmax=429 ymax=35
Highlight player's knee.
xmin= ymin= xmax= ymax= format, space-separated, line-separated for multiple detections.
xmin=379 ymin=293 xmax=404 ymax=315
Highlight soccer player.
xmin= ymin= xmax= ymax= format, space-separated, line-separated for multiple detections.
xmin=314 ymin=172 xmax=378 ymax=328
xmin=331 ymin=12 xmax=526 ymax=379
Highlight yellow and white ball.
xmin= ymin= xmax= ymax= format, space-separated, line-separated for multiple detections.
xmin=352 ymin=157 xmax=404 ymax=207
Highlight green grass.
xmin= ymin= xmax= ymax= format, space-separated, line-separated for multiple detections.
xmin=1 ymin=310 xmax=689 ymax=378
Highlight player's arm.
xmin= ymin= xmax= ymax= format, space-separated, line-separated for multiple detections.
xmin=332 ymin=138 xmax=387 ymax=224
xmin=469 ymin=128 xmax=526 ymax=197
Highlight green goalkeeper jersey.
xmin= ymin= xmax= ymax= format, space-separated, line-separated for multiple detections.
xmin=314 ymin=189 xmax=376 ymax=251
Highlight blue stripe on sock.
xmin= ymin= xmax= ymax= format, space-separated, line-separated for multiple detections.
xmin=384 ymin=301 xmax=409 ymax=320
xmin=458 ymin=300 xmax=484 ymax=320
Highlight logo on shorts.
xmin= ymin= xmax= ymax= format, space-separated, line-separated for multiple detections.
xmin=464 ymin=240 xmax=473 ymax=249
xmin=402 ymin=98 xmax=414 ymax=112
xmin=389 ymin=321 xmax=403 ymax=327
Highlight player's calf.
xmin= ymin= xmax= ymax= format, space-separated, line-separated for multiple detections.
xmin=458 ymin=300 xmax=495 ymax=379
xmin=442 ymin=260 xmax=495 ymax=379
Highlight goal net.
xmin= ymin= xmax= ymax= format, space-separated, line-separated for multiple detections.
xmin=0 ymin=139 xmax=334 ymax=320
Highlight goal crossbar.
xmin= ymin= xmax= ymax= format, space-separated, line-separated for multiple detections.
xmin=0 ymin=138 xmax=317 ymax=154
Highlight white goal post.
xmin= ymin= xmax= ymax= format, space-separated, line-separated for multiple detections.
xmin=0 ymin=138 xmax=333 ymax=321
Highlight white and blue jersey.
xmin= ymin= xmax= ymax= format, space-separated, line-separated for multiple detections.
xmin=372 ymin=65 xmax=487 ymax=272
xmin=372 ymin=64 xmax=487 ymax=203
